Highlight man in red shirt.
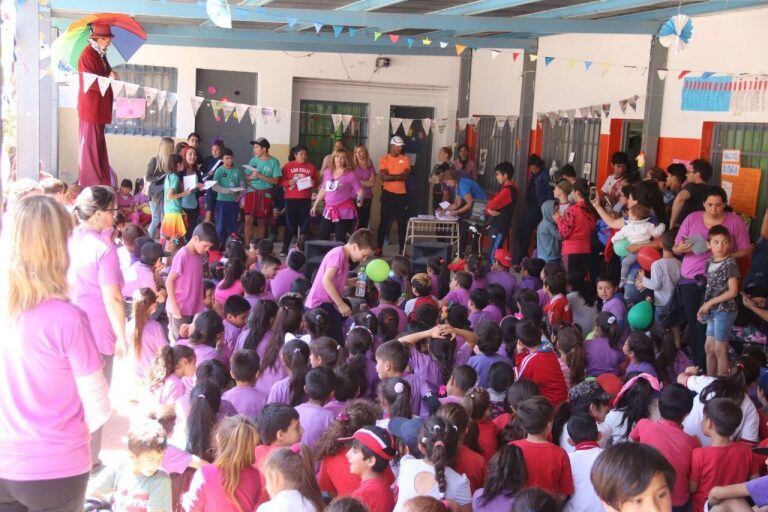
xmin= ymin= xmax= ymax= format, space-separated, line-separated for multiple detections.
xmin=77 ymin=23 xmax=116 ymax=187
xmin=543 ymin=273 xmax=572 ymax=332
xmin=514 ymin=320 xmax=568 ymax=406
xmin=486 ymin=162 xmax=518 ymax=262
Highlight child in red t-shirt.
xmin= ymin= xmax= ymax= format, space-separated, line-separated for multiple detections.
xmin=344 ymin=425 xmax=396 ymax=512
xmin=689 ymin=398 xmax=757 ymax=512
xmin=462 ymin=387 xmax=499 ymax=462
xmin=543 ymin=273 xmax=572 ymax=333
xmin=437 ymin=402 xmax=487 ymax=493
xmin=252 ymin=403 xmax=304 ymax=505
xmin=509 ymin=396 xmax=574 ymax=502
xmin=514 ymin=320 xmax=568 ymax=406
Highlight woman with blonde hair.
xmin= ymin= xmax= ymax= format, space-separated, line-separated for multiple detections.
xmin=182 ymin=415 xmax=263 ymax=511
xmin=69 ymin=185 xmax=125 ymax=466
xmin=311 ymin=149 xmax=364 ymax=243
xmin=353 ymin=144 xmax=376 ymax=229
xmin=0 ymin=195 xmax=110 ymax=510
xmin=145 ymin=136 xmax=175 ymax=238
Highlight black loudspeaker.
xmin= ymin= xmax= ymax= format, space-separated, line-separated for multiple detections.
xmin=411 ymin=242 xmax=452 ymax=273
xmin=304 ymin=240 xmax=344 ymax=280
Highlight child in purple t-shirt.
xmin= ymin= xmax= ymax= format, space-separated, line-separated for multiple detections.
xmin=295 ymin=366 xmax=336 ymax=449
xmin=440 ymin=271 xmax=472 ymax=308
xmin=305 ymin=229 xmax=375 ymax=343
xmin=222 ymin=349 xmax=265 ymax=419
xmin=375 ymin=340 xmax=435 ymax=418
xmin=270 ymin=251 xmax=305 ymax=300
xmin=597 ymin=275 xmax=627 ymax=330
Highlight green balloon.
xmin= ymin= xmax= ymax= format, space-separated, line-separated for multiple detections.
xmin=628 ymin=300 xmax=653 ymax=330
xmin=365 ymin=259 xmax=391 ymax=283
xmin=614 ymin=239 xmax=631 ymax=257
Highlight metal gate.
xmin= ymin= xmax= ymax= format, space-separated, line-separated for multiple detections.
xmin=709 ymin=122 xmax=768 ymax=235
xmin=471 ymin=116 xmax=523 ymax=193
xmin=298 ymin=100 xmax=369 ymax=171
xmin=541 ymin=118 xmax=601 ymax=181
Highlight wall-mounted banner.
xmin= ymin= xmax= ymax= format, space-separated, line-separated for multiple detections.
xmin=681 ymin=76 xmax=732 ymax=112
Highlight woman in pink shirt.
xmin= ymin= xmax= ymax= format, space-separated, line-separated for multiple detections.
xmin=353 ymin=144 xmax=376 ymax=229
xmin=0 ymin=195 xmax=110 ymax=510
xmin=311 ymin=149 xmax=364 ymax=243
xmin=68 ymin=185 xmax=126 ymax=466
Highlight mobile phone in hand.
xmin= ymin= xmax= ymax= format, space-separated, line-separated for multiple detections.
xmin=589 ymin=186 xmax=597 ymax=201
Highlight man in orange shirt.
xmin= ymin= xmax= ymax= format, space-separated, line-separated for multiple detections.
xmin=377 ymin=136 xmax=411 ymax=253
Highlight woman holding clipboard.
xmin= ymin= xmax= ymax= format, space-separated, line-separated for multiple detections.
xmin=281 ymin=144 xmax=318 ymax=254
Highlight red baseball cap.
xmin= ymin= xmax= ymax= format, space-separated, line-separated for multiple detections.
xmin=494 ymin=248 xmax=513 ymax=268
xmin=447 ymin=258 xmax=466 ymax=272
xmin=339 ymin=426 xmax=396 ymax=461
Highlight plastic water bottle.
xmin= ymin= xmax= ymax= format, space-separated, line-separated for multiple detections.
xmin=355 ymin=270 xmax=367 ymax=298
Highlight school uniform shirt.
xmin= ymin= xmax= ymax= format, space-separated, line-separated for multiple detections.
xmin=468 ymin=310 xmax=494 ymax=330
xmin=468 ymin=353 xmax=514 ymax=389
xmin=600 ymin=295 xmax=628 ymax=330
xmin=565 ymin=444 xmax=604 ymax=512
xmin=351 ymin=477 xmax=395 ymax=512
xmin=690 ymin=442 xmax=753 ymax=512
xmin=221 ymin=385 xmax=265 ymax=419
xmin=246 ymin=156 xmax=281 ymax=192
xmin=295 ymin=402 xmax=334 ymax=449
xmin=514 ymin=349 xmax=568 ymax=406
xmin=545 ymin=294 xmax=573 ymax=327
xmin=393 ymin=456 xmax=471 ymax=512
xmin=626 ymin=361 xmax=658 ymax=378
xmin=472 ymin=489 xmax=515 ymax=512
xmin=161 ymin=445 xmax=193 ymax=476
xmin=306 ymin=246 xmax=348 ymax=309
xmin=256 ymin=489 xmax=318 ymax=512
xmin=370 ymin=303 xmax=408 ymax=333
xmin=476 ymin=419 xmax=500 ymax=462
xmin=518 ymin=276 xmax=543 ymax=291
xmin=169 ymin=246 xmax=205 ymax=317
xmin=128 ymin=318 xmax=168 ymax=379
xmin=123 ymin=261 xmax=158 ymax=299
xmin=567 ymin=292 xmax=597 ymax=336
xmin=453 ymin=445 xmax=487 ymax=493
xmin=183 ymin=463 xmax=261 ymax=512
xmin=683 ymin=375 xmax=759 ymax=446
xmin=220 ymin=320 xmax=243 ymax=364
xmin=482 ymin=304 xmax=504 ymax=324
xmin=510 ymin=439 xmax=574 ymax=497
xmin=88 ymin=461 xmax=172 ymax=512
xmin=403 ymin=372 xmax=432 ymax=418
xmin=584 ymin=337 xmax=626 ymax=377
xmin=281 ymin=161 xmax=318 ymax=200
xmin=603 ymin=400 xmax=660 ymax=445
xmin=213 ymin=166 xmax=243 ymax=203
xmin=746 ymin=475 xmax=768 ymax=508
xmin=485 ymin=271 xmax=518 ymax=300
xmin=270 ymin=267 xmax=304 ymax=302
xmin=630 ymin=418 xmax=701 ymax=507
xmin=559 ymin=423 xmax=612 ymax=453
xmin=442 ymin=287 xmax=470 ymax=308
xmin=410 ymin=347 xmax=441 ymax=394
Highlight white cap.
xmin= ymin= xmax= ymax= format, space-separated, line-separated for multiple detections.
xmin=389 ymin=136 xmax=405 ymax=147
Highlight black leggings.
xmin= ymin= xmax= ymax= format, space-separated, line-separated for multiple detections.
xmin=283 ymin=199 xmax=312 ymax=250
xmin=356 ymin=198 xmax=372 ymax=229
xmin=679 ymin=281 xmax=707 ymax=368
xmin=320 ymin=218 xmax=356 ymax=243
xmin=0 ymin=472 xmax=89 ymax=512
xmin=184 ymin=207 xmax=199 ymax=242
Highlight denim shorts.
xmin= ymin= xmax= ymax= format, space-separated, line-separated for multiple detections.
xmin=706 ymin=310 xmax=737 ymax=341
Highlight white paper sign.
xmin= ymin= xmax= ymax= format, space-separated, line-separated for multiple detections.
xmin=722 ymin=163 xmax=740 ymax=176
xmin=583 ymin=162 xmax=592 ymax=176
xmin=183 ymin=174 xmax=198 ymax=191
xmin=296 ymin=176 xmax=314 ymax=191
xmin=722 ymin=149 xmax=741 ymax=163
xmin=202 ymin=180 xmax=216 ymax=190
xmin=439 ymin=201 xmax=452 ymax=210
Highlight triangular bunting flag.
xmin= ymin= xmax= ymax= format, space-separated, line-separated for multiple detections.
xmin=678 ymin=70 xmax=690 ymax=79
xmin=579 ymin=107 xmax=590 ymax=118
xmin=421 ymin=117 xmax=432 ymax=134
xmin=457 ymin=118 xmax=469 ymax=130
xmin=190 ymin=96 xmax=204 ymax=116
xmin=333 ymin=25 xmax=343 ymax=38
xmin=544 ymin=56 xmax=554 ymax=66
xmin=401 ymin=118 xmax=413 ymax=134
xmin=566 ymin=109 xmax=575 ymax=123
xmin=374 ymin=32 xmax=382 ymax=41
xmin=701 ymin=71 xmax=714 ymax=79
xmin=221 ymin=101 xmax=235 ymax=122
xmin=166 ymin=92 xmax=177 ymax=112
xmin=234 ymin=103 xmax=248 ymax=123
xmin=390 ymin=117 xmax=403 ymax=132
xmin=568 ymin=59 xmax=575 ymax=69
xmin=143 ymin=87 xmax=158 ymax=106
xmin=111 ymin=79 xmax=125 ymax=96
xmin=529 ymin=54 xmax=538 ymax=62
xmin=490 ymin=50 xmax=501 ymax=60
xmin=97 ymin=75 xmax=112 ymax=96
xmin=455 ymin=44 xmax=467 ymax=56
xmin=618 ymin=99 xmax=628 ymax=114
xmin=557 ymin=110 xmax=567 ymax=124
xmin=468 ymin=116 xmax=480 ymax=127
xmin=406 ymin=37 xmax=414 ymax=49
xmin=546 ymin=112 xmax=557 ymax=128
xmin=422 ymin=38 xmax=432 ymax=46
xmin=602 ymin=103 xmax=611 ymax=118
xmin=123 ymin=82 xmax=140 ymax=96
xmin=331 ymin=113 xmax=343 ymax=131
xmin=341 ymin=114 xmax=353 ymax=132
xmin=600 ymin=63 xmax=610 ymax=77
xmin=584 ymin=61 xmax=593 ymax=70
xmin=210 ymin=100 xmax=222 ymax=118
xmin=657 ymin=69 xmax=668 ymax=80
xmin=439 ymin=41 xmax=448 ymax=49
xmin=389 ymin=34 xmax=400 ymax=43
xmin=591 ymin=105 xmax=602 ymax=118
xmin=348 ymin=28 xmax=358 ymax=37
xmin=313 ymin=23 xmax=323 ymax=33
xmin=506 ymin=115 xmax=518 ymax=127
xmin=512 ymin=52 xmax=519 ymax=61
xmin=248 ymin=105 xmax=259 ymax=124
xmin=156 ymin=90 xmax=167 ymax=111
xmin=628 ymin=96 xmax=638 ymax=111
xmin=494 ymin=115 xmax=507 ymax=131
xmin=82 ymin=72 xmax=98 ymax=93
xmin=287 ymin=18 xmax=298 ymax=28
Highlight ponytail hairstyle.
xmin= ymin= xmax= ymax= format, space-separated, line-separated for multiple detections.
xmin=478 ymin=445 xmax=527 ymax=505
xmin=418 ymin=416 xmax=459 ymax=498
xmin=379 ymin=377 xmax=412 ymax=418
xmin=242 ymin=299 xmax=278 ymax=351
xmin=500 ymin=315 xmax=519 ymax=360
xmin=281 ymin=338 xmax=310 ymax=406
xmin=428 ymin=336 xmax=456 ymax=386
xmin=187 ymin=381 xmax=222 ymax=462
xmin=498 ymin=379 xmax=541 ymax=445
xmin=594 ymin=311 xmax=622 ymax=350
xmin=72 ymin=185 xmax=116 ymax=226
xmin=169 ymin=154 xmax=184 ymax=194
xmin=625 ymin=331 xmax=656 ymax=366
xmin=131 ymin=287 xmax=158 ymax=357
xmin=351 ymin=311 xmax=378 ymax=335
xmin=196 ymin=359 xmax=234 ymax=391
xmin=427 ymin=256 xmax=450 ymax=299
xmin=377 ymin=307 xmax=400 ymax=340
xmin=304 ymin=307 xmax=331 ymax=339
xmin=189 ymin=310 xmax=225 ymax=349
xmin=264 ymin=445 xmax=325 ymax=512
xmin=613 ymin=376 xmax=655 ymax=436
xmin=310 ymin=336 xmax=342 ymax=368
xmin=573 ymin=178 xmax=598 ymax=218
xmin=212 ymin=415 xmax=260 ymax=512
xmin=147 ymin=345 xmax=195 ymax=390
xmin=437 ymin=402 xmax=481 ymax=455
xmin=650 ymin=325 xmax=677 ymax=385
xmin=223 ymin=238 xmax=247 ymax=266
xmin=346 ymin=325 xmax=373 ymax=397
xmin=555 ymin=325 xmax=586 ymax=385
xmin=315 ymin=399 xmax=380 ymax=460
xmin=220 ymin=258 xmax=245 ymax=291
xmin=463 ymin=387 xmax=491 ymax=421
xmin=699 ymin=355 xmax=760 ymax=404
xmin=260 ymin=303 xmax=303 ymax=372
xmin=391 ymin=255 xmax=413 ymax=299
xmin=466 ymin=253 xmax=489 ymax=280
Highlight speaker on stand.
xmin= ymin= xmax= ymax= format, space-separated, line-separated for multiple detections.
xmin=411 ymin=242 xmax=452 ymax=273
xmin=303 ymin=240 xmax=344 ymax=280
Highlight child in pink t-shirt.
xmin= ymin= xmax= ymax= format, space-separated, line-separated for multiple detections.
xmin=214 ymin=259 xmax=246 ymax=313
xmin=128 ymin=287 xmax=168 ymax=381
xmin=148 ymin=345 xmax=197 ymax=406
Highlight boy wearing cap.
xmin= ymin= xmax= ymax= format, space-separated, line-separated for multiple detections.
xmin=485 ymin=248 xmax=518 ymax=299
xmin=377 ymin=137 xmax=411 ymax=254
xmin=244 ymin=138 xmax=281 ymax=243
xmin=345 ymin=426 xmax=397 ymax=512
xmin=485 ymin=162 xmax=518 ymax=263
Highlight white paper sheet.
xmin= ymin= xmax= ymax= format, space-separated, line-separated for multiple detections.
xmin=183 ymin=174 xmax=197 ymax=191
xmin=296 ymin=176 xmax=314 ymax=191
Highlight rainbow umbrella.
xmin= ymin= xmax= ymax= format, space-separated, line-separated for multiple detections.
xmin=52 ymin=13 xmax=147 ymax=70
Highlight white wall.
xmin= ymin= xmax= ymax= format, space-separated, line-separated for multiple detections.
xmin=469 ymin=49 xmax=524 ymax=116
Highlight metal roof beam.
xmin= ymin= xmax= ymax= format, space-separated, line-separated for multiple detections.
xmin=337 ymin=0 xmax=410 ymax=12
xmin=48 ymin=0 xmax=660 ymax=35
xmin=431 ymin=0 xmax=540 ymax=16
xmin=612 ymin=0 xmax=766 ymax=20
xmin=527 ymin=0 xmax=664 ymax=19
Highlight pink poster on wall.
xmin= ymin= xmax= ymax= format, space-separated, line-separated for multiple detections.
xmin=115 ymin=97 xmax=146 ymax=119
xmin=672 ymin=158 xmax=692 ymax=171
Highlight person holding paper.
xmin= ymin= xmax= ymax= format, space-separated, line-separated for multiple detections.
xmin=311 ymin=149 xmax=364 ymax=244
xmin=180 ymin=146 xmax=203 ymax=242
xmin=213 ymin=147 xmax=245 ymax=248
xmin=202 ymin=139 xmax=225 ymax=223
xmin=673 ymin=186 xmax=751 ymax=369
xmin=244 ymin=138 xmax=281 ymax=245
xmin=162 ymin=154 xmax=203 ymax=252
xmin=280 ymin=144 xmax=318 ymax=255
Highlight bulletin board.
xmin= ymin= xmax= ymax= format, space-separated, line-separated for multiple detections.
xmin=721 ymin=167 xmax=762 ymax=217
